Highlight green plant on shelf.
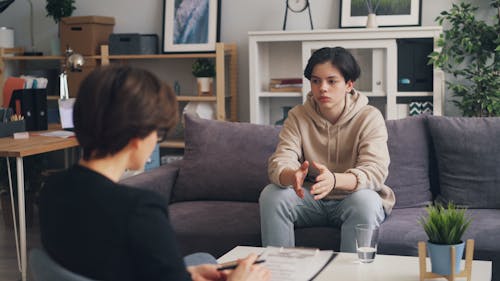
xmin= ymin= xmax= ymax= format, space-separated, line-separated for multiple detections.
xmin=192 ymin=58 xmax=215 ymax=77
xmin=45 ymin=0 xmax=76 ymax=23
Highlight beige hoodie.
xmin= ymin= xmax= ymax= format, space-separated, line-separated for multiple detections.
xmin=268 ymin=90 xmax=395 ymax=214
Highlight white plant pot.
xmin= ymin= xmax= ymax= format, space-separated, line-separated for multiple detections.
xmin=197 ymin=77 xmax=213 ymax=96
xmin=366 ymin=13 xmax=378 ymax=29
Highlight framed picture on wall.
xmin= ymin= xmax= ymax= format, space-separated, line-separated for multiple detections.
xmin=162 ymin=0 xmax=221 ymax=53
xmin=339 ymin=0 xmax=421 ymax=28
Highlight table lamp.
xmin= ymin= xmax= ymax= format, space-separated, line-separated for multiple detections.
xmin=60 ymin=47 xmax=84 ymax=99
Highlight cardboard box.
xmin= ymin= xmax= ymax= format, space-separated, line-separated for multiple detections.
xmin=60 ymin=16 xmax=115 ymax=55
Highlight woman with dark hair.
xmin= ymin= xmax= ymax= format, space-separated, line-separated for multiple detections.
xmin=259 ymin=47 xmax=395 ymax=252
xmin=39 ymin=65 xmax=270 ymax=281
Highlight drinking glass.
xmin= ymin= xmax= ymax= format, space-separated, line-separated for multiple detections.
xmin=355 ymin=224 xmax=379 ymax=263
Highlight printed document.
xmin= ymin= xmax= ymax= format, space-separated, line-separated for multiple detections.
xmin=261 ymin=247 xmax=336 ymax=281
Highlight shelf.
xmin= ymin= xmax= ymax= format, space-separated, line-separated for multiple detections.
xmin=104 ymin=53 xmax=217 ymax=60
xmin=2 ymin=55 xmax=64 ymax=61
xmin=249 ymin=28 xmax=444 ymax=123
xmin=259 ymin=91 xmax=302 ymax=98
xmin=365 ymin=91 xmax=387 ymax=97
xmin=159 ymin=140 xmax=185 ymax=149
xmin=396 ymin=92 xmax=433 ymax=97
xmin=176 ymin=96 xmax=217 ymax=102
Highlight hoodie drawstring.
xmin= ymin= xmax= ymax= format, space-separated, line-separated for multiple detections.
xmin=336 ymin=126 xmax=340 ymax=164
xmin=327 ymin=124 xmax=331 ymax=164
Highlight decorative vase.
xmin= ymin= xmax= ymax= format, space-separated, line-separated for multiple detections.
xmin=183 ymin=101 xmax=216 ymax=121
xmin=50 ymin=37 xmax=61 ymax=56
xmin=275 ymin=106 xmax=293 ymax=125
xmin=197 ymin=77 xmax=213 ymax=96
xmin=427 ymin=241 xmax=465 ymax=275
xmin=366 ymin=13 xmax=378 ymax=28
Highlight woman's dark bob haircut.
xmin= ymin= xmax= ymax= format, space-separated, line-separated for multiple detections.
xmin=73 ymin=65 xmax=178 ymax=160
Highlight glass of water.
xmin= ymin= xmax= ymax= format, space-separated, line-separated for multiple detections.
xmin=355 ymin=224 xmax=379 ymax=263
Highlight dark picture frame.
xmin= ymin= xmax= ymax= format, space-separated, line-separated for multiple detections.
xmin=339 ymin=0 xmax=421 ymax=28
xmin=162 ymin=0 xmax=221 ymax=53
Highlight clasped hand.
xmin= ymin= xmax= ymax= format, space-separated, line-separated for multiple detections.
xmin=293 ymin=161 xmax=335 ymax=200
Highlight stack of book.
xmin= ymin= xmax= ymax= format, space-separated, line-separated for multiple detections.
xmin=269 ymin=78 xmax=302 ymax=92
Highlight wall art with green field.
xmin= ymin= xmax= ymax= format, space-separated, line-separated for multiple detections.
xmin=340 ymin=0 xmax=421 ymax=28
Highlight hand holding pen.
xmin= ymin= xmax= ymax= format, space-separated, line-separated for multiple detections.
xmin=217 ymin=253 xmax=266 ymax=271
xmin=218 ymin=253 xmax=270 ymax=281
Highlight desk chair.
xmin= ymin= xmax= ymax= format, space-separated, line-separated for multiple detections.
xmin=29 ymin=249 xmax=97 ymax=281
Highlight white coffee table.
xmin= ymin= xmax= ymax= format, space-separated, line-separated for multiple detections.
xmin=218 ymin=246 xmax=492 ymax=281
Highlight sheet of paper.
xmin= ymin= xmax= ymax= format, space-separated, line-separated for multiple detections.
xmin=38 ymin=130 xmax=75 ymax=138
xmin=58 ymin=98 xmax=75 ymax=129
xmin=261 ymin=247 xmax=336 ymax=281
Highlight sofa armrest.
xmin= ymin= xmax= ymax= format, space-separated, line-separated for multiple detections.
xmin=120 ymin=162 xmax=180 ymax=204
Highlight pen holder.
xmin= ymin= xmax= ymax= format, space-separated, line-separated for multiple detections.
xmin=0 ymin=120 xmax=26 ymax=138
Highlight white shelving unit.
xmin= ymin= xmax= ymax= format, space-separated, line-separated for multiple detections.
xmin=249 ymin=27 xmax=444 ymax=125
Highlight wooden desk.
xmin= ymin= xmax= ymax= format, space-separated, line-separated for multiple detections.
xmin=0 ymin=133 xmax=78 ymax=281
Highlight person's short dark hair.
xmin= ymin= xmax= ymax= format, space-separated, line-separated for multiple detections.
xmin=304 ymin=47 xmax=361 ymax=83
xmin=74 ymin=65 xmax=178 ymax=160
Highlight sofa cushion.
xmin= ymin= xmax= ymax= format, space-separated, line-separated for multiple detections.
xmin=461 ymin=209 xmax=500 ymax=279
xmin=384 ymin=115 xmax=433 ymax=208
xmin=428 ymin=116 xmax=500 ymax=208
xmin=169 ymin=201 xmax=261 ymax=257
xmin=173 ymin=115 xmax=281 ymax=202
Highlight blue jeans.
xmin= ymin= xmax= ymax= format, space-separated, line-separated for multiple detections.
xmin=259 ymin=184 xmax=385 ymax=252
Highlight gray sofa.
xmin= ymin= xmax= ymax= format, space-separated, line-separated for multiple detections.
xmin=122 ymin=114 xmax=500 ymax=280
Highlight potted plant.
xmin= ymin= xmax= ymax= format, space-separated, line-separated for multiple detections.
xmin=429 ymin=0 xmax=500 ymax=117
xmin=418 ymin=202 xmax=472 ymax=275
xmin=45 ymin=0 xmax=76 ymax=24
xmin=192 ymin=58 xmax=215 ymax=96
xmin=45 ymin=0 xmax=76 ymax=55
xmin=365 ymin=0 xmax=381 ymax=28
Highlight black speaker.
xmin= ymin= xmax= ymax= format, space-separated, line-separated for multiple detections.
xmin=397 ymin=38 xmax=433 ymax=92
xmin=9 ymin=89 xmax=48 ymax=131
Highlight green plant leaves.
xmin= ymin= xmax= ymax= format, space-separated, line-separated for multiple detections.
xmin=192 ymin=58 xmax=215 ymax=77
xmin=418 ymin=202 xmax=472 ymax=245
xmin=45 ymin=0 xmax=76 ymax=23
xmin=429 ymin=1 xmax=500 ymax=117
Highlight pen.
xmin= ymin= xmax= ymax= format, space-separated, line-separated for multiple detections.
xmin=217 ymin=258 xmax=266 ymax=271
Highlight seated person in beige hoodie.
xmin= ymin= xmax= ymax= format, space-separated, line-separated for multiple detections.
xmin=259 ymin=47 xmax=395 ymax=253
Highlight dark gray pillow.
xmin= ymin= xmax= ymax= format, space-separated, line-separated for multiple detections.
xmin=385 ymin=115 xmax=433 ymax=208
xmin=173 ymin=115 xmax=281 ymax=202
xmin=428 ymin=116 xmax=500 ymax=208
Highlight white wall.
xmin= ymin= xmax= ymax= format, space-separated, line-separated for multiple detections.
xmin=0 ymin=0 xmax=494 ymax=121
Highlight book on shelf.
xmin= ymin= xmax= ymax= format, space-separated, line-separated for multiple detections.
xmin=269 ymin=87 xmax=302 ymax=93
xmin=270 ymin=78 xmax=303 ymax=84
xmin=269 ymin=77 xmax=303 ymax=93
xmin=271 ymin=83 xmax=302 ymax=88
